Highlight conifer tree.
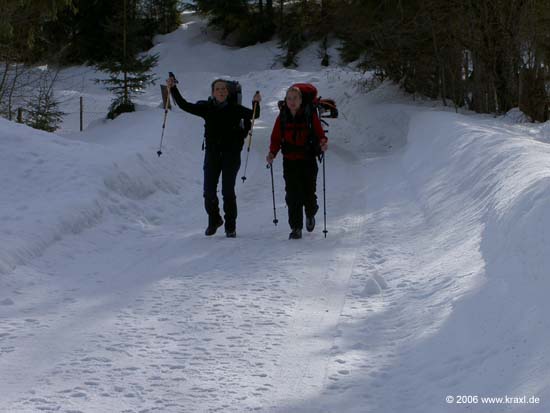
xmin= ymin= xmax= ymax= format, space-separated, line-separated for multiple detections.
xmin=336 ymin=0 xmax=549 ymax=120
xmin=25 ymin=70 xmax=64 ymax=132
xmin=95 ymin=0 xmax=158 ymax=119
xmin=141 ymin=0 xmax=181 ymax=35
xmin=1 ymin=0 xmax=73 ymax=120
xmin=192 ymin=0 xmax=249 ymax=40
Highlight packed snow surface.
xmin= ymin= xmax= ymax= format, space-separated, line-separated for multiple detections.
xmin=1 ymin=13 xmax=549 ymax=413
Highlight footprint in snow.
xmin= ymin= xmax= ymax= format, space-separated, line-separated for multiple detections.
xmin=373 ymin=274 xmax=389 ymax=289
xmin=359 ymin=276 xmax=386 ymax=296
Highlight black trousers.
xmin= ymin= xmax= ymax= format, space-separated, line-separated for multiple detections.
xmin=283 ymin=158 xmax=319 ymax=230
xmin=203 ymin=150 xmax=241 ymax=231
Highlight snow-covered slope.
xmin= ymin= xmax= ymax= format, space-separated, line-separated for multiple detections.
xmin=306 ymin=111 xmax=550 ymax=413
xmin=1 ymin=12 xmax=549 ymax=413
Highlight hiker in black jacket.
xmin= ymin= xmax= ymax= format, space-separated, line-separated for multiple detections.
xmin=167 ymin=77 xmax=261 ymax=238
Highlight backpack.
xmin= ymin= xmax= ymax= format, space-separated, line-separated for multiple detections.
xmin=225 ymin=80 xmax=242 ymax=106
xmin=278 ymin=83 xmax=338 ymax=157
xmin=278 ymin=83 xmax=338 ymax=119
xmin=225 ymin=80 xmax=252 ymax=140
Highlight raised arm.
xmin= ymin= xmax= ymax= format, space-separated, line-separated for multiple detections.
xmin=169 ymin=86 xmax=209 ymax=118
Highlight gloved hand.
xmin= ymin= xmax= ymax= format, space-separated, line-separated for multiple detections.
xmin=253 ymin=91 xmax=262 ymax=103
xmin=166 ymin=76 xmax=177 ymax=89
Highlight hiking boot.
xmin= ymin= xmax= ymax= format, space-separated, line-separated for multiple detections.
xmin=306 ymin=215 xmax=315 ymax=232
xmin=289 ymin=228 xmax=302 ymax=240
xmin=224 ymin=220 xmax=236 ymax=236
xmin=205 ymin=216 xmax=223 ymax=236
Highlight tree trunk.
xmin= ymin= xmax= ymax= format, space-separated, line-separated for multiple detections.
xmin=266 ymin=0 xmax=274 ymax=27
xmin=0 ymin=61 xmax=10 ymax=104
xmin=279 ymin=0 xmax=284 ymax=30
xmin=123 ymin=0 xmax=128 ymax=105
xmin=7 ymin=64 xmax=22 ymax=120
xmin=428 ymin=12 xmax=447 ymax=106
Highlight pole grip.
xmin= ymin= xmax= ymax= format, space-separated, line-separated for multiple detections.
xmin=168 ymin=71 xmax=178 ymax=84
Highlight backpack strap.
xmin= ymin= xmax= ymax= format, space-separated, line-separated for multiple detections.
xmin=305 ymin=103 xmax=323 ymax=159
xmin=279 ymin=102 xmax=288 ymax=144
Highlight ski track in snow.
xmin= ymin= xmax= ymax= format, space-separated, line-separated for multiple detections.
xmin=296 ymin=150 xmax=451 ymax=413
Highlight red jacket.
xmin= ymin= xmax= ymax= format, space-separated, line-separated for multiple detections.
xmin=269 ymin=108 xmax=327 ymax=160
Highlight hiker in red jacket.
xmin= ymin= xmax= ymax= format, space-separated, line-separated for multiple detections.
xmin=266 ymin=86 xmax=328 ymax=240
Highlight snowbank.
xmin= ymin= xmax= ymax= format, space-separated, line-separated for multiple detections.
xmin=0 ymin=114 xmax=192 ymax=274
xmin=380 ymin=111 xmax=550 ymax=412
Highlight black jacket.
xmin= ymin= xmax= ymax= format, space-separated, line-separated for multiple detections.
xmin=170 ymin=87 xmax=260 ymax=152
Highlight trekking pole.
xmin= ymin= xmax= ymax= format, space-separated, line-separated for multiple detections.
xmin=157 ymin=72 xmax=177 ymax=157
xmin=321 ymin=153 xmax=328 ymax=238
xmin=241 ymin=92 xmax=260 ymax=183
xmin=267 ymin=163 xmax=279 ymax=225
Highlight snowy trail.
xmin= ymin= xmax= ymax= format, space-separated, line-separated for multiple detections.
xmin=296 ymin=148 xmax=449 ymax=412
xmin=1 ymin=119 xmax=372 ymax=412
